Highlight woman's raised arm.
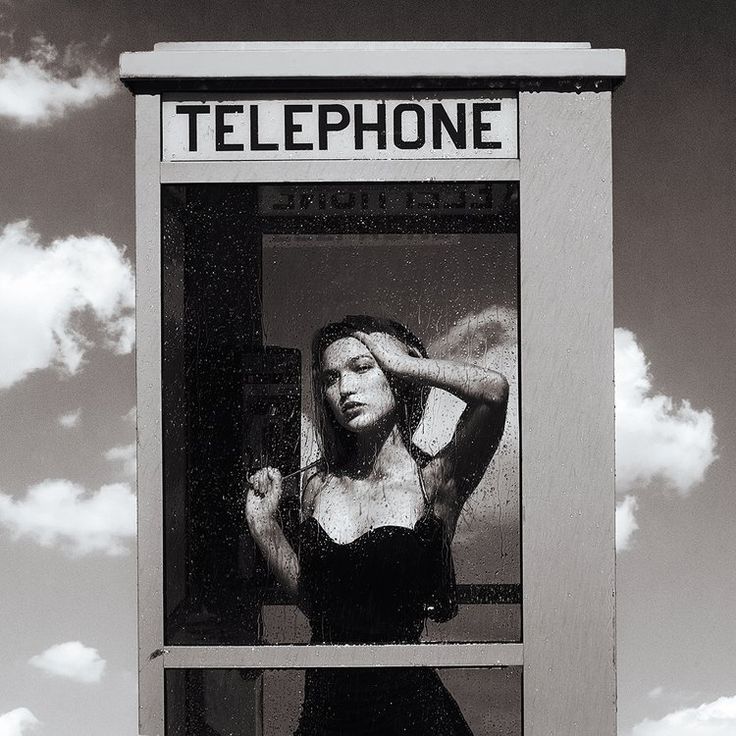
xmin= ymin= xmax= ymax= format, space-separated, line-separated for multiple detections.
xmin=246 ymin=467 xmax=300 ymax=598
xmin=353 ymin=330 xmax=509 ymax=523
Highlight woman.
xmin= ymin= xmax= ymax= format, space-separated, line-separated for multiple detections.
xmin=246 ymin=315 xmax=509 ymax=735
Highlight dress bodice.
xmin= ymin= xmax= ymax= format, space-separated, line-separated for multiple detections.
xmin=293 ymin=464 xmax=470 ymax=736
xmin=297 ymin=464 xmax=458 ymax=644
xmin=298 ymin=512 xmax=442 ymax=643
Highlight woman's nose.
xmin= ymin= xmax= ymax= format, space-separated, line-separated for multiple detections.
xmin=339 ymin=373 xmax=357 ymax=395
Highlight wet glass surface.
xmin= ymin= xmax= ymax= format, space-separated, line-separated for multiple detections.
xmin=166 ymin=667 xmax=522 ymax=736
xmin=162 ymin=183 xmax=520 ymax=645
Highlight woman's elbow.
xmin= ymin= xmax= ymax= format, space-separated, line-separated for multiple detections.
xmin=483 ymin=370 xmax=509 ymax=405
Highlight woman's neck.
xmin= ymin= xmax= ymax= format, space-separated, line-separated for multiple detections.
xmin=345 ymin=422 xmax=413 ymax=479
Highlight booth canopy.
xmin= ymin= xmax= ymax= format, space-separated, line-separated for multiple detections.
xmin=119 ymin=41 xmax=626 ymax=93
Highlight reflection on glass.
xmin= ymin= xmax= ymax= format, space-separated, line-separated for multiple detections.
xmin=166 ymin=668 xmax=522 ymax=736
xmin=162 ymin=184 xmax=520 ymax=646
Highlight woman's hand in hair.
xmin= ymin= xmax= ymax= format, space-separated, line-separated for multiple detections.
xmin=352 ymin=330 xmax=420 ymax=375
xmin=246 ymin=467 xmax=284 ymax=527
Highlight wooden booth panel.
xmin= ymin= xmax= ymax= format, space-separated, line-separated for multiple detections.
xmin=519 ymin=91 xmax=616 ymax=735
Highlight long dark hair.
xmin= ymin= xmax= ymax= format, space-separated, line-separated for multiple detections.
xmin=311 ymin=315 xmax=431 ymax=470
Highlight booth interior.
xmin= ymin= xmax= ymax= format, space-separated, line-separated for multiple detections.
xmin=162 ymin=181 xmax=522 ymax=644
xmin=161 ymin=180 xmax=522 ymax=734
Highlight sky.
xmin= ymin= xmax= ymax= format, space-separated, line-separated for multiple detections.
xmin=0 ymin=1 xmax=734 ymax=735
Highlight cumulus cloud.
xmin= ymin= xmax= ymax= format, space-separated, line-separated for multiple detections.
xmin=0 ymin=220 xmax=135 ymax=389
xmin=122 ymin=406 xmax=136 ymax=425
xmin=616 ymin=495 xmax=639 ymax=551
xmin=631 ymin=695 xmax=736 ymax=735
xmin=104 ymin=443 xmax=136 ymax=478
xmin=0 ymin=479 xmax=136 ymax=556
xmin=615 ymin=328 xmax=717 ymax=495
xmin=57 ymin=408 xmax=81 ymax=428
xmin=29 ymin=640 xmax=106 ymax=683
xmin=0 ymin=35 xmax=117 ymax=125
xmin=0 ymin=708 xmax=39 ymax=736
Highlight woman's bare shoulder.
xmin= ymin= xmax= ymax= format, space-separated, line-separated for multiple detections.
xmin=301 ymin=466 xmax=330 ymax=517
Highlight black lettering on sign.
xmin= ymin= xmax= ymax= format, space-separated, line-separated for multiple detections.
xmin=175 ymin=105 xmax=210 ymax=152
xmin=318 ymin=104 xmax=350 ymax=150
xmin=393 ymin=104 xmax=426 ymax=150
xmin=250 ymin=105 xmax=278 ymax=151
xmin=215 ymin=105 xmax=245 ymax=151
xmin=417 ymin=190 xmax=440 ymax=209
xmin=472 ymin=102 xmax=502 ymax=150
xmin=432 ymin=103 xmax=467 ymax=149
xmin=469 ymin=183 xmax=494 ymax=209
xmin=446 ymin=188 xmax=466 ymax=209
xmin=258 ymin=184 xmax=504 ymax=216
xmin=284 ymin=105 xmax=314 ymax=151
xmin=354 ymin=103 xmax=387 ymax=150
xmin=331 ymin=191 xmax=356 ymax=209
xmin=272 ymin=191 xmax=295 ymax=210
xmin=298 ymin=191 xmax=327 ymax=210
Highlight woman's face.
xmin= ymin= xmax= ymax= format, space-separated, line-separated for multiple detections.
xmin=320 ymin=335 xmax=397 ymax=433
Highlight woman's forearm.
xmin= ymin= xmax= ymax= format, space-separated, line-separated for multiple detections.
xmin=400 ymin=357 xmax=509 ymax=406
xmin=353 ymin=330 xmax=508 ymax=406
xmin=247 ymin=512 xmax=300 ymax=598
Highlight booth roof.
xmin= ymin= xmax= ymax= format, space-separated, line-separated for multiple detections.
xmin=119 ymin=42 xmax=625 ymax=94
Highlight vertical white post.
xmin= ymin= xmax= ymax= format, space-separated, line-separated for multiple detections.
xmin=519 ymin=90 xmax=616 ymax=735
xmin=135 ymin=93 xmax=165 ymax=736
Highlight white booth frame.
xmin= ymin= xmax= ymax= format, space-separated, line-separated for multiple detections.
xmin=127 ymin=42 xmax=622 ymax=736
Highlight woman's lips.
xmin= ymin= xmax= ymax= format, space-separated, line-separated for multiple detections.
xmin=342 ymin=401 xmax=364 ymax=416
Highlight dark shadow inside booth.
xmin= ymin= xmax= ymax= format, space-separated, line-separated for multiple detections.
xmin=163 ymin=184 xmax=312 ymax=648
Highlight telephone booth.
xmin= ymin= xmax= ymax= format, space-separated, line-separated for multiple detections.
xmin=121 ymin=41 xmax=625 ymax=736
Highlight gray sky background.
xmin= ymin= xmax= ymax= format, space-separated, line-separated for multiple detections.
xmin=0 ymin=2 xmax=734 ymax=735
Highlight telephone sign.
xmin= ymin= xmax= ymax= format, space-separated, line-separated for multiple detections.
xmin=162 ymin=94 xmax=518 ymax=161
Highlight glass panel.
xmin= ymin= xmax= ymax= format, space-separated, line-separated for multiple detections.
xmin=166 ymin=667 xmax=522 ymax=736
xmin=162 ymin=183 xmax=520 ymax=646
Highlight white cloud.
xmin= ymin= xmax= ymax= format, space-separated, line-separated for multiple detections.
xmin=648 ymin=686 xmax=665 ymax=699
xmin=631 ymin=695 xmax=736 ymax=735
xmin=29 ymin=640 xmax=106 ymax=683
xmin=0 ymin=220 xmax=135 ymax=389
xmin=0 ymin=35 xmax=117 ymax=125
xmin=0 ymin=479 xmax=136 ymax=556
xmin=104 ymin=443 xmax=136 ymax=477
xmin=615 ymin=328 xmax=717 ymax=495
xmin=57 ymin=408 xmax=81 ymax=428
xmin=616 ymin=495 xmax=639 ymax=552
xmin=0 ymin=708 xmax=39 ymax=736
xmin=122 ymin=406 xmax=136 ymax=425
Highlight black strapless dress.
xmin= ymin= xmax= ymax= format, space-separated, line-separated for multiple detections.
xmin=294 ymin=504 xmax=473 ymax=736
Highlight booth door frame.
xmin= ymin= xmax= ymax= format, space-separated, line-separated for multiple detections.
xmin=135 ymin=88 xmax=615 ymax=736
